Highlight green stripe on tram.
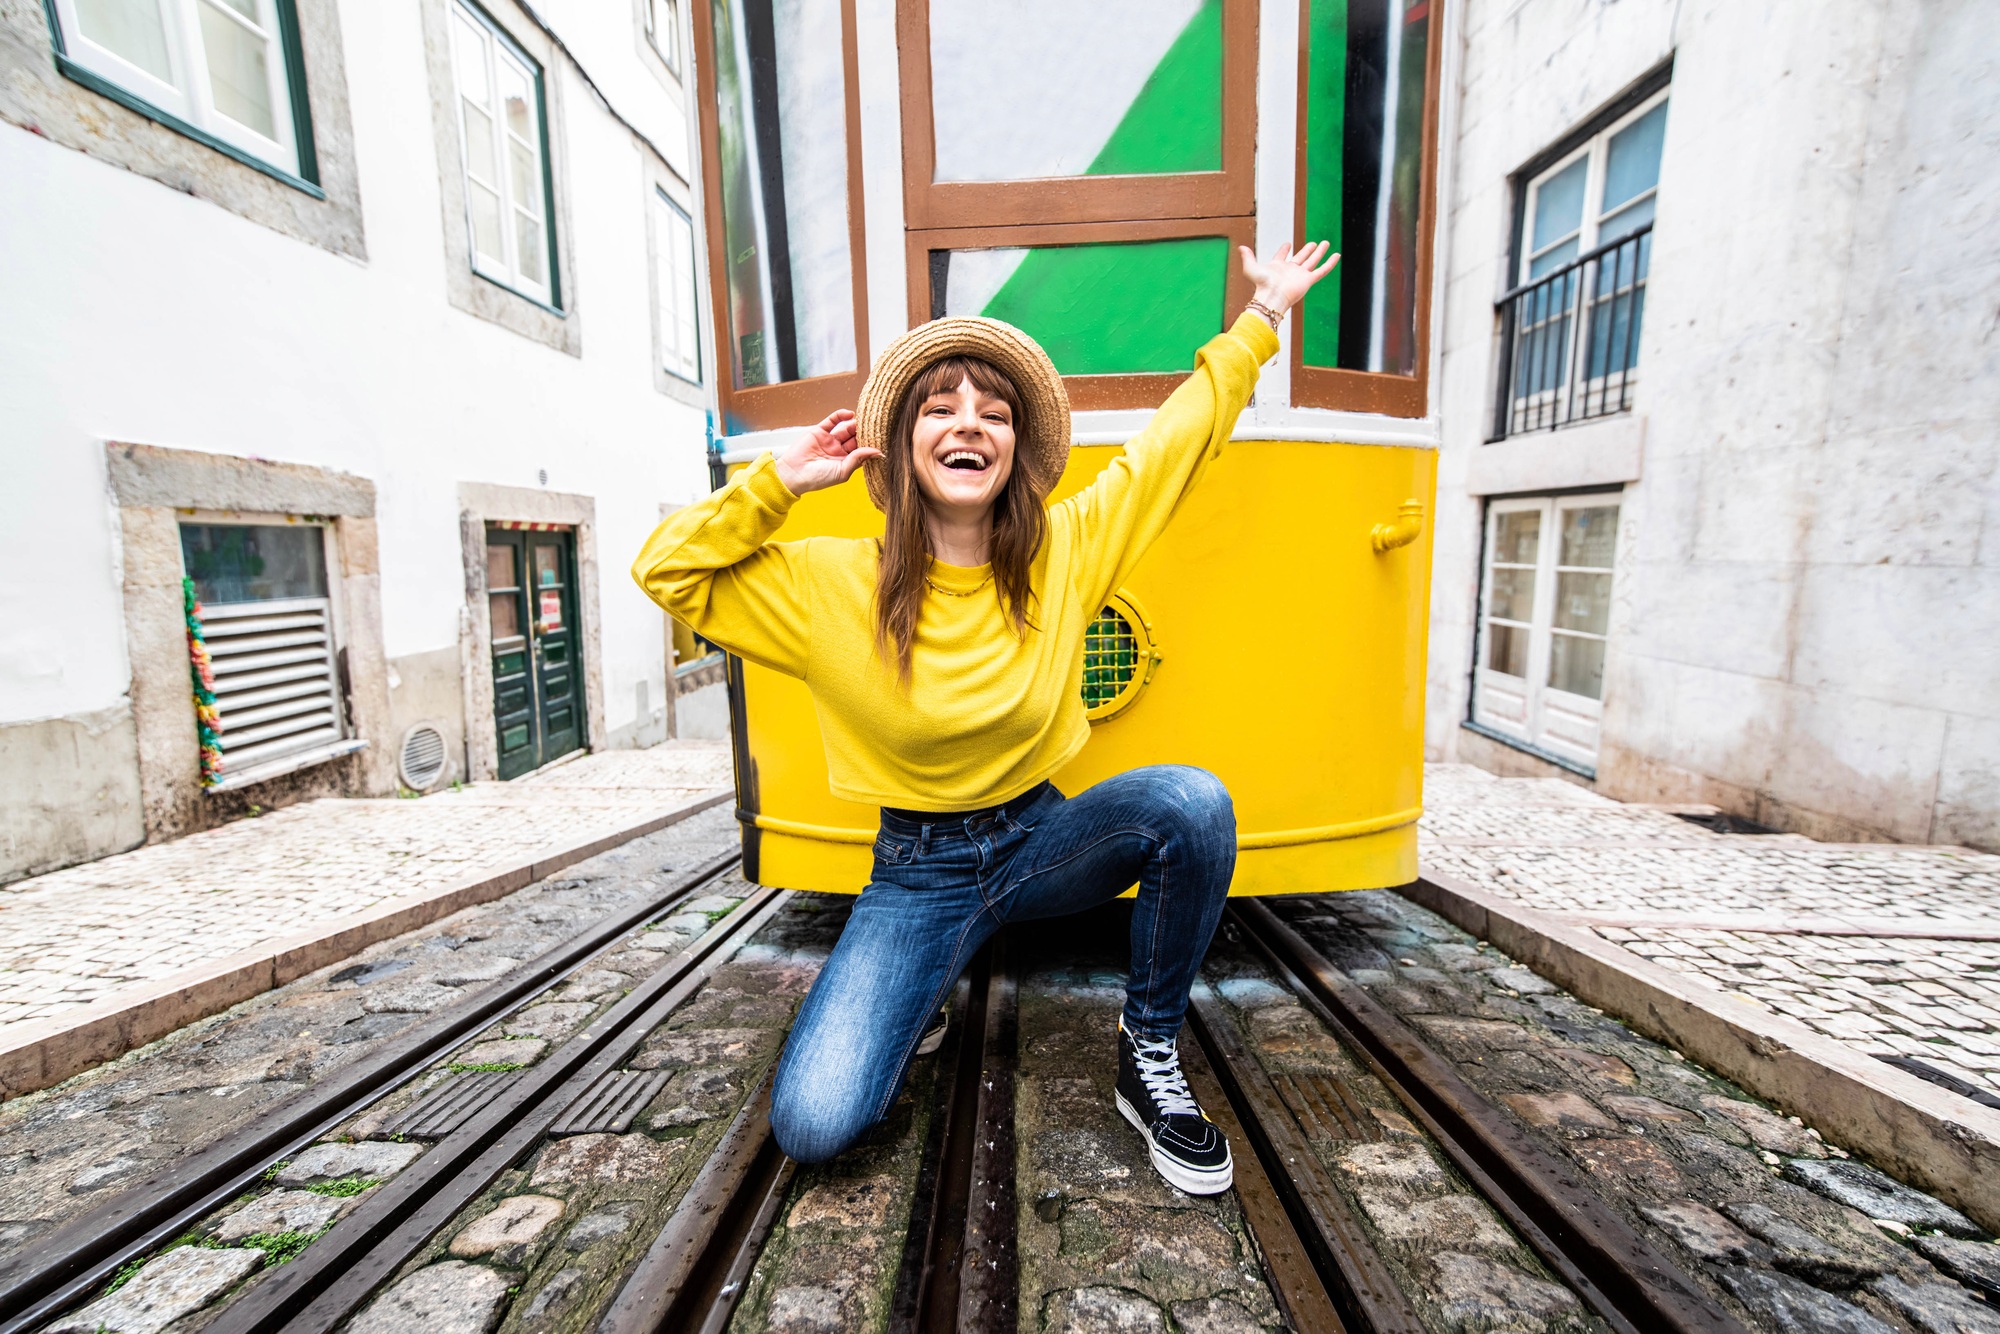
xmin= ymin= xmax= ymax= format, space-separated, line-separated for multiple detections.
xmin=1299 ymin=0 xmax=1347 ymax=366
xmin=976 ymin=0 xmax=1228 ymax=376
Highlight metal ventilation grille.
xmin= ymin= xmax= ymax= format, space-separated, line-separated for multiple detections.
xmin=202 ymin=597 xmax=343 ymax=770
xmin=1081 ymin=606 xmax=1141 ymax=710
xmin=400 ymin=724 xmax=448 ymax=791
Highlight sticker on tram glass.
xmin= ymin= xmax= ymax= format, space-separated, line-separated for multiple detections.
xmin=539 ymin=590 xmax=564 ymax=632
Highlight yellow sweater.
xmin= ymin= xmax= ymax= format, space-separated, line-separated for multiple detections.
xmin=632 ymin=312 xmax=1279 ymax=811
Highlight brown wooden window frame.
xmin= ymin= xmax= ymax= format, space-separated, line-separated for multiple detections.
xmin=689 ymin=0 xmax=870 ymax=433
xmin=896 ymin=0 xmax=1258 ymax=231
xmin=1290 ymin=0 xmax=1446 ymax=418
xmin=898 ymin=0 xmax=1260 ymax=412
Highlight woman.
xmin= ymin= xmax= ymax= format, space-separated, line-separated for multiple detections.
xmin=634 ymin=242 xmax=1337 ymax=1194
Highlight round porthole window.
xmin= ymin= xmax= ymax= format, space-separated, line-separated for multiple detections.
xmin=399 ymin=722 xmax=451 ymax=792
xmin=1081 ymin=591 xmax=1163 ymax=723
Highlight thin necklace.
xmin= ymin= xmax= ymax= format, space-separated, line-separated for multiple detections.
xmin=925 ymin=571 xmax=993 ymax=597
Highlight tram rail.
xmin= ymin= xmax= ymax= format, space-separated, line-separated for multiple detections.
xmin=560 ymin=903 xmax=1751 ymax=1334
xmin=204 ymin=883 xmax=791 ymax=1334
xmin=0 ymin=850 xmax=745 ymax=1334
xmin=1227 ymin=900 xmax=1747 ymax=1334
xmin=4 ymin=886 xmax=1765 ymax=1334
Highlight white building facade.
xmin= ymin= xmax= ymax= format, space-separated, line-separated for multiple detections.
xmin=1426 ymin=0 xmax=1999 ymax=850
xmin=0 ymin=0 xmax=724 ymax=882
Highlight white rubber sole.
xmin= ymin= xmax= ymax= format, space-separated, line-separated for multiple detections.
xmin=915 ymin=1015 xmax=948 ymax=1056
xmin=1116 ymin=1092 xmax=1234 ymax=1195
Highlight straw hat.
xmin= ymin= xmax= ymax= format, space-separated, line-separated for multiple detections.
xmin=856 ymin=317 xmax=1071 ymax=512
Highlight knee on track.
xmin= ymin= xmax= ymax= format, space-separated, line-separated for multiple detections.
xmin=769 ymin=1073 xmax=875 ymax=1164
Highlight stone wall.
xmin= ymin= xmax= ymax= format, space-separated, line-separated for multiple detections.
xmin=0 ymin=0 xmax=715 ymax=879
xmin=1426 ymin=0 xmax=2000 ymax=849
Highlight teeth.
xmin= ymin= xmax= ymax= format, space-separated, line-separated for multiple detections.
xmin=943 ymin=450 xmax=986 ymax=470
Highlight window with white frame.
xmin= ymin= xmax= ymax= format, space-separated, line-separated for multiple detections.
xmin=1473 ymin=496 xmax=1621 ymax=770
xmin=48 ymin=0 xmax=311 ymax=179
xmin=1520 ymin=94 xmax=1666 ymax=284
xmin=449 ymin=1 xmax=557 ymax=307
xmin=643 ymin=0 xmax=679 ymax=74
xmin=652 ymin=188 xmax=701 ymax=383
xmin=1494 ymin=91 xmax=1667 ymax=438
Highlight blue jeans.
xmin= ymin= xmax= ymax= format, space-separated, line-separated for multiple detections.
xmin=769 ymin=765 xmax=1236 ymax=1163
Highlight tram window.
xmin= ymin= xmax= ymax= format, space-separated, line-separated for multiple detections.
xmin=861 ymin=0 xmax=1260 ymax=409
xmin=1474 ymin=497 xmax=1621 ymax=769
xmin=1293 ymin=0 xmax=1441 ymax=416
xmin=930 ymin=238 xmax=1231 ymax=375
xmin=927 ymin=0 xmax=1222 ymax=183
xmin=700 ymin=0 xmax=858 ymax=394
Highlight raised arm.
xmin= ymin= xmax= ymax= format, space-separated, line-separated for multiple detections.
xmin=1059 ymin=242 xmax=1340 ymax=606
xmin=631 ymin=410 xmax=878 ymax=680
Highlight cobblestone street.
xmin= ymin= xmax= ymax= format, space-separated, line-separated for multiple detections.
xmin=1420 ymin=765 xmax=2000 ymax=1100
xmin=6 ymin=814 xmax=1997 ymax=1333
xmin=0 ymin=744 xmax=733 ymax=1034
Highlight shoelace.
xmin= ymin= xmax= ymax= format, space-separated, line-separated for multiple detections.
xmin=1129 ymin=1032 xmax=1200 ymax=1118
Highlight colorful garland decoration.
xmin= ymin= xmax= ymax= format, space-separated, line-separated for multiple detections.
xmin=184 ymin=577 xmax=224 ymax=786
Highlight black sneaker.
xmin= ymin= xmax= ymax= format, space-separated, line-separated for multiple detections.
xmin=915 ymin=1006 xmax=949 ymax=1056
xmin=1114 ymin=1023 xmax=1233 ymax=1194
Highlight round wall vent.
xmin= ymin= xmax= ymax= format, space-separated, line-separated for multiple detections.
xmin=1081 ymin=590 xmax=1163 ymax=723
xmin=399 ymin=722 xmax=451 ymax=792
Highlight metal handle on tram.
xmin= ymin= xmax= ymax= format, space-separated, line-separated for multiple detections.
xmin=1370 ymin=499 xmax=1425 ymax=554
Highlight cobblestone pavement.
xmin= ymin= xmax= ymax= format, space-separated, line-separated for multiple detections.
xmin=1272 ymin=891 xmax=2000 ymax=1334
xmin=1421 ymin=764 xmax=2000 ymax=1100
xmin=0 ymin=804 xmax=741 ymax=1260
xmin=11 ymin=813 xmax=2000 ymax=1332
xmin=0 ymin=743 xmax=733 ymax=1033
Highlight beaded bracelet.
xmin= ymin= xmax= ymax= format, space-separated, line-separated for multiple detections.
xmin=1246 ymin=299 xmax=1284 ymax=331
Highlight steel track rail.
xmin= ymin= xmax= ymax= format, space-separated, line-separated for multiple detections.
xmin=204 ymin=883 xmax=792 ymax=1334
xmin=1231 ymin=899 xmax=1749 ymax=1334
xmin=1183 ymin=984 xmax=1422 ymax=1334
xmin=954 ymin=937 xmax=1018 ymax=1332
xmin=599 ymin=939 xmax=1024 ymax=1334
xmin=0 ymin=847 xmax=743 ymax=1334
xmin=883 ymin=975 xmax=970 ymax=1332
xmin=893 ymin=937 xmax=1018 ymax=1334
xmin=1177 ymin=1005 xmax=1353 ymax=1333
xmin=595 ymin=1066 xmax=794 ymax=1334
xmin=600 ymin=941 xmax=1022 ymax=1334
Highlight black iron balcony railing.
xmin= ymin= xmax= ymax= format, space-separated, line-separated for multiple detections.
xmin=1491 ymin=223 xmax=1651 ymax=440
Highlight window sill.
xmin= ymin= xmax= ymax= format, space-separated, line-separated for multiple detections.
xmin=1467 ymin=413 xmax=1644 ymax=497
xmin=206 ymin=738 xmax=368 ymax=793
xmin=1460 ymin=719 xmax=1597 ymax=780
xmin=472 ymin=266 xmax=565 ymax=318
xmin=53 ymin=54 xmax=325 ymax=199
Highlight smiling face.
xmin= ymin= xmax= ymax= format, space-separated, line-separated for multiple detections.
xmin=908 ymin=375 xmax=1017 ymax=527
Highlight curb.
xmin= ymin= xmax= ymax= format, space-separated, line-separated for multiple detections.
xmin=1402 ymin=866 xmax=2000 ymax=1236
xmin=0 ymin=790 xmax=733 ymax=1103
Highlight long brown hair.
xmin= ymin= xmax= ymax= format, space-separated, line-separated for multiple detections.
xmin=874 ymin=355 xmax=1045 ymax=680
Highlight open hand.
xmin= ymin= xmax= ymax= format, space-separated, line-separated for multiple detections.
xmin=774 ymin=410 xmax=881 ymax=496
xmin=1237 ymin=241 xmax=1340 ymax=316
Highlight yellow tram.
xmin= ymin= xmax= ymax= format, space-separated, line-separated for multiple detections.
xmin=681 ymin=0 xmax=1444 ymax=896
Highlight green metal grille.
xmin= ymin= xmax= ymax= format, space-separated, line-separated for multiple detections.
xmin=1081 ymin=606 xmax=1140 ymax=710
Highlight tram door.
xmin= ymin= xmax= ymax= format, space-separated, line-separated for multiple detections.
xmin=486 ymin=527 xmax=584 ymax=779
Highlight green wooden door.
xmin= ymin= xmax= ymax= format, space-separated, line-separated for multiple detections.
xmin=487 ymin=528 xmax=585 ymax=779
